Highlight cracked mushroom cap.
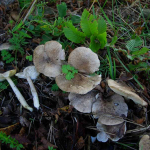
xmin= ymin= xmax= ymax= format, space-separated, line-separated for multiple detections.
xmin=107 ymin=79 xmax=148 ymax=106
xmin=56 ymin=73 xmax=101 ymax=94
xmin=92 ymin=94 xmax=128 ymax=126
xmin=69 ymin=91 xmax=99 ymax=113
xmin=68 ymin=47 xmax=100 ymax=74
xmin=0 ymin=69 xmax=16 ymax=81
xmin=33 ymin=41 xmax=65 ymax=77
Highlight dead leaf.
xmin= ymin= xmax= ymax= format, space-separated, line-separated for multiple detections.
xmin=75 ymin=136 xmax=85 ymax=149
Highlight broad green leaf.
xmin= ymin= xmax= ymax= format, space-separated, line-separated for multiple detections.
xmin=71 ymin=15 xmax=81 ymax=24
xmin=89 ymin=35 xmax=101 ymax=52
xmin=131 ymin=47 xmax=149 ymax=56
xmin=81 ymin=9 xmax=98 ymax=37
xmin=97 ymin=32 xmax=107 ymax=49
xmin=97 ymin=16 xmax=107 ymax=34
xmin=66 ymin=72 xmax=74 ymax=80
xmin=126 ymin=36 xmax=143 ymax=51
xmin=57 ymin=2 xmax=67 ymax=18
xmin=62 ymin=65 xmax=68 ymax=74
xmin=26 ymin=55 xmax=32 ymax=61
xmin=128 ymin=62 xmax=148 ymax=71
xmin=51 ymin=84 xmax=59 ymax=91
xmin=63 ymin=22 xmax=85 ymax=43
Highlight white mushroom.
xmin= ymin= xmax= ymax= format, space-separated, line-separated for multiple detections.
xmin=68 ymin=47 xmax=100 ymax=74
xmin=16 ymin=66 xmax=40 ymax=110
xmin=139 ymin=135 xmax=150 ymax=150
xmin=0 ymin=70 xmax=33 ymax=112
xmin=107 ymin=79 xmax=148 ymax=106
xmin=33 ymin=41 xmax=65 ymax=78
xmin=56 ymin=74 xmax=102 ymax=94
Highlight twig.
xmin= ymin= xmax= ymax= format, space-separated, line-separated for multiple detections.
xmin=23 ymin=0 xmax=37 ymax=23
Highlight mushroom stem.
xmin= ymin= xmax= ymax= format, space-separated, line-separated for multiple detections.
xmin=26 ymin=74 xmax=40 ymax=110
xmin=6 ymin=77 xmax=33 ymax=112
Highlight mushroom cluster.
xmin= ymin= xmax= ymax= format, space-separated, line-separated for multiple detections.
xmin=33 ymin=41 xmax=101 ymax=94
xmin=33 ymin=41 xmax=148 ymax=142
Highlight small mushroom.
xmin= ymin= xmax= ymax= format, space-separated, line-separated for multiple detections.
xmin=68 ymin=90 xmax=99 ymax=113
xmin=56 ymin=73 xmax=101 ymax=94
xmin=16 ymin=66 xmax=40 ymax=110
xmin=139 ymin=135 xmax=150 ymax=150
xmin=96 ymin=122 xmax=126 ymax=142
xmin=33 ymin=41 xmax=65 ymax=78
xmin=68 ymin=47 xmax=100 ymax=74
xmin=107 ymin=79 xmax=148 ymax=106
xmin=0 ymin=70 xmax=33 ymax=112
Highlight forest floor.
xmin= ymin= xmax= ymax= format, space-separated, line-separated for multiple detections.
xmin=0 ymin=0 xmax=150 ymax=150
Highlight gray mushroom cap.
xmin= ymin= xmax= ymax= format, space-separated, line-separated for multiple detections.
xmin=68 ymin=47 xmax=100 ymax=74
xmin=96 ymin=122 xmax=126 ymax=142
xmin=56 ymin=73 xmax=101 ymax=94
xmin=33 ymin=41 xmax=65 ymax=78
xmin=92 ymin=94 xmax=128 ymax=125
xmin=69 ymin=91 xmax=99 ymax=113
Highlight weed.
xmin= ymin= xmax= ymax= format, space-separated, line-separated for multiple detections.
xmin=62 ymin=65 xmax=78 ymax=80
xmin=26 ymin=55 xmax=33 ymax=61
xmin=51 ymin=84 xmax=59 ymax=91
xmin=1 ymin=50 xmax=14 ymax=63
xmin=64 ymin=9 xmax=107 ymax=52
xmin=0 ymin=132 xmax=24 ymax=150
xmin=48 ymin=146 xmax=56 ymax=150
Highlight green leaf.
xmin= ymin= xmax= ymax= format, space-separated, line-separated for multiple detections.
xmin=66 ymin=72 xmax=74 ymax=80
xmin=26 ymin=55 xmax=33 ymax=61
xmin=63 ymin=22 xmax=85 ymax=43
xmin=128 ymin=62 xmax=148 ymax=71
xmin=51 ymin=84 xmax=59 ymax=91
xmin=131 ymin=47 xmax=149 ymax=56
xmin=62 ymin=65 xmax=68 ymax=74
xmin=81 ymin=9 xmax=98 ymax=37
xmin=89 ymin=35 xmax=101 ymax=52
xmin=57 ymin=2 xmax=67 ymax=18
xmin=110 ymin=36 xmax=117 ymax=46
xmin=71 ymin=15 xmax=81 ymax=24
xmin=97 ymin=32 xmax=107 ymax=49
xmin=126 ymin=36 xmax=143 ymax=51
xmin=97 ymin=16 xmax=107 ymax=34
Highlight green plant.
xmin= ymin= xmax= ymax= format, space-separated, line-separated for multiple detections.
xmin=125 ymin=36 xmax=150 ymax=60
xmin=26 ymin=55 xmax=32 ymax=61
xmin=62 ymin=65 xmax=78 ymax=80
xmin=51 ymin=84 xmax=59 ymax=91
xmin=107 ymin=47 xmax=116 ymax=80
xmin=1 ymin=50 xmax=14 ymax=63
xmin=63 ymin=9 xmax=107 ymax=52
xmin=57 ymin=2 xmax=67 ymax=18
xmin=48 ymin=146 xmax=56 ymax=150
xmin=18 ymin=0 xmax=31 ymax=8
xmin=0 ymin=81 xmax=8 ymax=90
xmin=0 ymin=132 xmax=24 ymax=150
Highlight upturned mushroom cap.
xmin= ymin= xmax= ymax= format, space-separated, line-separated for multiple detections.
xmin=139 ymin=135 xmax=150 ymax=150
xmin=96 ymin=122 xmax=126 ymax=142
xmin=16 ymin=66 xmax=39 ymax=80
xmin=0 ymin=69 xmax=16 ymax=81
xmin=56 ymin=74 xmax=101 ymax=94
xmin=33 ymin=41 xmax=65 ymax=77
xmin=69 ymin=91 xmax=98 ymax=113
xmin=68 ymin=47 xmax=100 ymax=74
xmin=107 ymin=79 xmax=148 ymax=106
xmin=92 ymin=94 xmax=128 ymax=123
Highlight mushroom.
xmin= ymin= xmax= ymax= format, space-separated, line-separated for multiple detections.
xmin=0 ymin=70 xmax=33 ymax=112
xmin=92 ymin=94 xmax=128 ymax=122
xmin=68 ymin=47 xmax=100 ymax=74
xmin=56 ymin=73 xmax=102 ymax=94
xmin=68 ymin=90 xmax=99 ymax=113
xmin=96 ymin=122 xmax=126 ymax=142
xmin=15 ymin=66 xmax=40 ymax=110
xmin=139 ymin=135 xmax=150 ymax=150
xmin=33 ymin=41 xmax=65 ymax=78
xmin=107 ymin=79 xmax=148 ymax=106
